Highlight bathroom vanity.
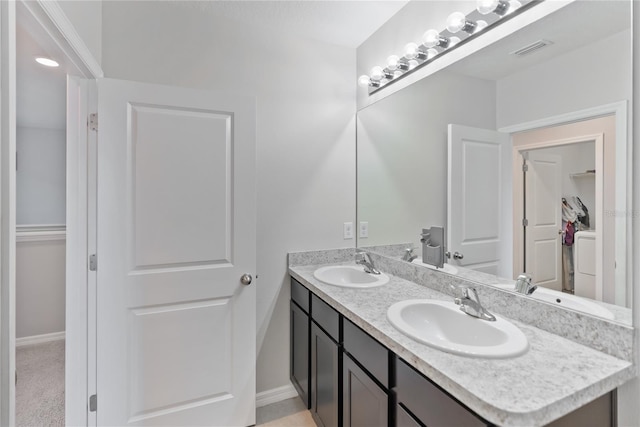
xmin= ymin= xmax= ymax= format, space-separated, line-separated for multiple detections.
xmin=288 ymin=249 xmax=634 ymax=427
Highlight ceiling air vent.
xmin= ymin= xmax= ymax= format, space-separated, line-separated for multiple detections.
xmin=510 ymin=39 xmax=554 ymax=57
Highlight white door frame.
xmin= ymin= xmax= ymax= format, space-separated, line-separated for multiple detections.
xmin=499 ymin=101 xmax=630 ymax=305
xmin=517 ymin=136 xmax=603 ymax=295
xmin=1 ymin=1 xmax=103 ymax=425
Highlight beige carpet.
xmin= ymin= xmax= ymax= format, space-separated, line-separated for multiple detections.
xmin=16 ymin=339 xmax=65 ymax=427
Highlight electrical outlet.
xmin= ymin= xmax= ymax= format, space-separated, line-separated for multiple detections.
xmin=359 ymin=221 xmax=369 ymax=238
xmin=343 ymin=222 xmax=354 ymax=239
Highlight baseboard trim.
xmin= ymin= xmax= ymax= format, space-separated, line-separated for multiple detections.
xmin=256 ymin=383 xmax=298 ymax=408
xmin=16 ymin=331 xmax=65 ymax=347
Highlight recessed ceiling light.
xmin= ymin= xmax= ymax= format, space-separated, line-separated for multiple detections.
xmin=35 ymin=57 xmax=59 ymax=67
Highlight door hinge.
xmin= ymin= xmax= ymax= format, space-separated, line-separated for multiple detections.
xmin=89 ymin=394 xmax=97 ymax=412
xmin=522 ymin=218 xmax=529 ymax=227
xmin=522 ymin=163 xmax=529 ymax=172
xmin=89 ymin=113 xmax=98 ymax=131
xmin=89 ymin=254 xmax=97 ymax=271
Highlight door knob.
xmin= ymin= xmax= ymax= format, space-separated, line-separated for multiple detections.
xmin=453 ymin=252 xmax=464 ymax=260
xmin=240 ymin=274 xmax=253 ymax=286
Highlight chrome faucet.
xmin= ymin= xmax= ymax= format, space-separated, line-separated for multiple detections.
xmin=402 ymin=248 xmax=417 ymax=262
xmin=514 ymin=274 xmax=537 ymax=295
xmin=355 ymin=252 xmax=381 ymax=275
xmin=454 ymin=286 xmax=496 ymax=322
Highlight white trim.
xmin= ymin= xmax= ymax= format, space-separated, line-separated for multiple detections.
xmin=16 ymin=331 xmax=64 ymax=347
xmin=0 ymin=1 xmax=18 ymax=424
xmin=256 ymin=384 xmax=299 ymax=408
xmin=498 ymin=102 xmax=627 ymax=134
xmin=16 ymin=225 xmax=66 ymax=243
xmin=20 ymin=0 xmax=103 ymax=79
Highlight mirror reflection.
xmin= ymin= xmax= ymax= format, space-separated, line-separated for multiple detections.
xmin=356 ymin=0 xmax=632 ymax=323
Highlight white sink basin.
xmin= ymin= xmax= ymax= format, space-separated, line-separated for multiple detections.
xmin=411 ymin=259 xmax=458 ymax=275
xmin=313 ymin=265 xmax=389 ymax=288
xmin=493 ymin=284 xmax=614 ymax=320
xmin=387 ymin=299 xmax=528 ymax=358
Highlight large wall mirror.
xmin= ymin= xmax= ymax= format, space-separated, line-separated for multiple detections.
xmin=357 ymin=0 xmax=632 ymax=325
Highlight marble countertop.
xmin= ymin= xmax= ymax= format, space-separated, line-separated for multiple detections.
xmin=289 ymin=261 xmax=635 ymax=427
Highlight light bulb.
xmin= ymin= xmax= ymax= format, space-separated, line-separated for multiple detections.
xmin=446 ymin=12 xmax=467 ymax=33
xmin=477 ymin=0 xmax=511 ymax=16
xmin=35 ymin=57 xmax=59 ymax=67
xmin=370 ymin=66 xmax=384 ymax=81
xmin=423 ymin=30 xmax=449 ymax=49
xmin=386 ymin=55 xmax=399 ymax=71
xmin=426 ymin=48 xmax=438 ymax=60
xmin=407 ymin=60 xmax=419 ymax=70
xmin=403 ymin=42 xmax=419 ymax=60
xmin=358 ymin=75 xmax=371 ymax=88
xmin=476 ymin=20 xmax=489 ymax=32
xmin=449 ymin=36 xmax=461 ymax=47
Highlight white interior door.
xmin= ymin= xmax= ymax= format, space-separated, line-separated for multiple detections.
xmin=96 ymin=78 xmax=256 ymax=426
xmin=524 ymin=151 xmax=562 ymax=291
xmin=448 ymin=124 xmax=511 ymax=276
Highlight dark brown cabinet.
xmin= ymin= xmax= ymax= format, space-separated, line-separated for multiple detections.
xmin=290 ymin=301 xmax=310 ymax=407
xmin=311 ymin=321 xmax=340 ymax=427
xmin=343 ymin=354 xmax=388 ymax=427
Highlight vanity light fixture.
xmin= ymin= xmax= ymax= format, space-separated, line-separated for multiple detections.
xmin=35 ymin=56 xmax=59 ymax=67
xmin=357 ymin=0 xmax=534 ymax=92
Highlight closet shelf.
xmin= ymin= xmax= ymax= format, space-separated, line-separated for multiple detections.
xmin=570 ymin=171 xmax=595 ymax=178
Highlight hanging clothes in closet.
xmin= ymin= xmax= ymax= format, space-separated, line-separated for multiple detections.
xmin=561 ymin=198 xmax=576 ymax=293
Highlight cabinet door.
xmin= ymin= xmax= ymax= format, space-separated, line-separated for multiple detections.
xmin=343 ymin=355 xmax=388 ymax=427
xmin=311 ymin=322 xmax=340 ymax=427
xmin=290 ymin=301 xmax=310 ymax=408
xmin=396 ymin=404 xmax=422 ymax=427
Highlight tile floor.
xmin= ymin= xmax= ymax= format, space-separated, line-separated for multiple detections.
xmin=256 ymin=397 xmax=315 ymax=427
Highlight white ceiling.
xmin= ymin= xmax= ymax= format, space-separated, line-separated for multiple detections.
xmin=169 ymin=0 xmax=409 ymax=48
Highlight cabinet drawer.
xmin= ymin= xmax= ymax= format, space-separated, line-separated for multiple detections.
xmin=343 ymin=318 xmax=389 ymax=388
xmin=312 ymin=294 xmax=340 ymax=342
xmin=396 ymin=358 xmax=487 ymax=427
xmin=291 ymin=278 xmax=310 ymax=313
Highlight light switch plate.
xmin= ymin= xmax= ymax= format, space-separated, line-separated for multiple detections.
xmin=343 ymin=222 xmax=354 ymax=239
xmin=359 ymin=221 xmax=368 ymax=238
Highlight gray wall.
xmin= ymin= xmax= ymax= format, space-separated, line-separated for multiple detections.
xmin=16 ymin=237 xmax=66 ymax=338
xmin=101 ymin=1 xmax=356 ymax=394
xmin=16 ymin=127 xmax=66 ymax=225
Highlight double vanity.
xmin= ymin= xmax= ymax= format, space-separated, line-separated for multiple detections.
xmin=288 ymin=248 xmax=635 ymax=427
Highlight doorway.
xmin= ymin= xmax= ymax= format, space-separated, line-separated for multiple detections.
xmin=14 ymin=13 xmax=68 ymax=427
xmin=512 ymin=115 xmax=614 ymax=302
xmin=521 ymin=140 xmax=597 ymax=294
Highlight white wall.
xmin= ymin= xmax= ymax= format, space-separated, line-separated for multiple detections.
xmin=57 ymin=0 xmax=102 ymax=66
xmin=497 ymin=29 xmax=631 ymax=128
xmin=16 ymin=127 xmax=66 ymax=225
xmin=16 ymin=235 xmax=65 ymax=339
xmin=101 ymin=1 xmax=356 ymax=394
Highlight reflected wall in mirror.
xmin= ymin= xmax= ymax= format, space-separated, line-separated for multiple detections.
xmin=356 ymin=0 xmax=632 ymax=323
